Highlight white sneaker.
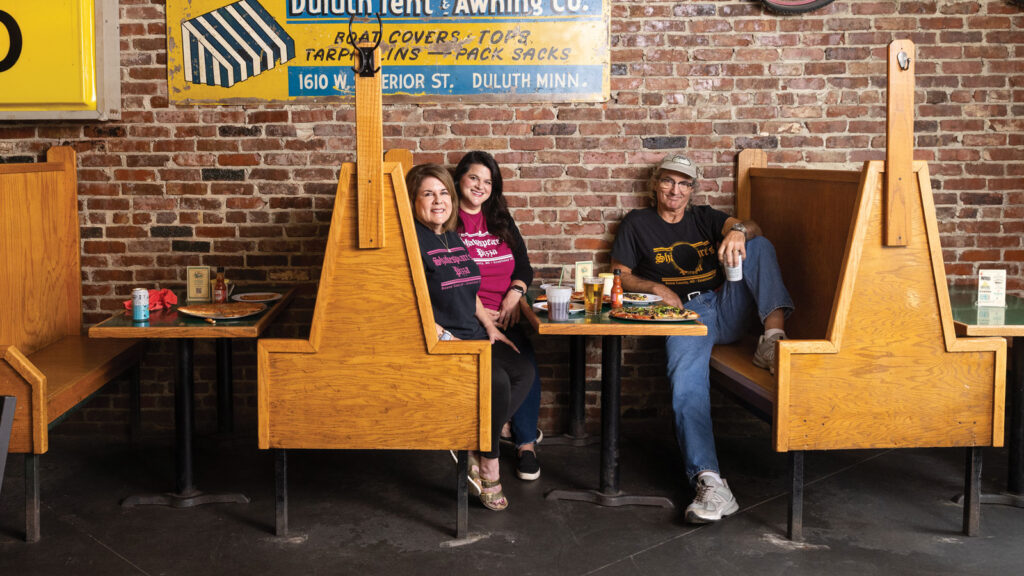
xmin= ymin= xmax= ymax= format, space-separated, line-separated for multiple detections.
xmin=753 ymin=333 xmax=784 ymax=375
xmin=685 ymin=475 xmax=739 ymax=523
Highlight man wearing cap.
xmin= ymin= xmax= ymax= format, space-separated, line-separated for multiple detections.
xmin=610 ymin=153 xmax=793 ymax=523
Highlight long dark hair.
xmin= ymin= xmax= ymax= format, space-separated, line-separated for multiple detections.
xmin=453 ymin=151 xmax=518 ymax=249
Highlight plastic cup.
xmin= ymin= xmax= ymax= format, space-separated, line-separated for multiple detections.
xmin=583 ymin=277 xmax=605 ymax=315
xmin=545 ymin=286 xmax=573 ymax=321
xmin=725 ymin=258 xmax=743 ymax=282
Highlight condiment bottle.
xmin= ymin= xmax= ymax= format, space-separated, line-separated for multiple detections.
xmin=213 ymin=267 xmax=228 ymax=303
xmin=611 ymin=269 xmax=624 ymax=309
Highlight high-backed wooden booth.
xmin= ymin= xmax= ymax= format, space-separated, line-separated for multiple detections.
xmin=257 ymin=48 xmax=490 ymax=540
xmin=0 ymin=147 xmax=146 ymax=541
xmin=710 ymin=41 xmax=1005 ymax=540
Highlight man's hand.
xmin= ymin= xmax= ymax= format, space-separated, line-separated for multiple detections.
xmin=718 ymin=229 xmax=746 ymax=268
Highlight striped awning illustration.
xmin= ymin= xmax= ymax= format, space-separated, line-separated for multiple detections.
xmin=181 ymin=0 xmax=295 ymax=88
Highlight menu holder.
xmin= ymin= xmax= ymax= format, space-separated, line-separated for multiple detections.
xmin=978 ymin=269 xmax=1006 ymax=308
xmin=574 ymin=260 xmax=593 ymax=293
xmin=187 ymin=266 xmax=211 ymax=302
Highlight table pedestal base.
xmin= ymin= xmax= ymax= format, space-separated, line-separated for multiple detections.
xmin=955 ymin=491 xmax=1024 ymax=508
xmin=122 ymin=490 xmax=249 ymax=509
xmin=545 ymin=488 xmax=673 ymax=508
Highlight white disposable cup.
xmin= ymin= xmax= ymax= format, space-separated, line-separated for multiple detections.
xmin=545 ymin=286 xmax=573 ymax=321
xmin=725 ymin=258 xmax=743 ymax=282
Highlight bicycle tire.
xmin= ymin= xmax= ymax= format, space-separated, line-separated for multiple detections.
xmin=761 ymin=0 xmax=838 ymax=14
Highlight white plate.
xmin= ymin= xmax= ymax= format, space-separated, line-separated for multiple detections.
xmin=622 ymin=292 xmax=663 ymax=305
xmin=532 ymin=302 xmax=585 ymax=314
xmin=231 ymin=292 xmax=282 ymax=303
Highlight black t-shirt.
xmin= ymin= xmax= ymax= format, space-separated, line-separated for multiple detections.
xmin=611 ymin=206 xmax=730 ymax=299
xmin=416 ymin=221 xmax=487 ymax=340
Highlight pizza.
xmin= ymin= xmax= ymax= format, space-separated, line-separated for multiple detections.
xmin=177 ymin=302 xmax=267 ymax=319
xmin=609 ymin=305 xmax=700 ymax=322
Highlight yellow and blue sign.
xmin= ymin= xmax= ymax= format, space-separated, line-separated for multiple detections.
xmin=167 ymin=0 xmax=609 ymax=103
xmin=0 ymin=0 xmax=96 ymax=111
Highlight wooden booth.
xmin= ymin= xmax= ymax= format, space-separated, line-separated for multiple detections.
xmin=0 ymin=147 xmax=146 ymax=541
xmin=710 ymin=41 xmax=1006 ymax=540
xmin=257 ymin=46 xmax=490 ymax=540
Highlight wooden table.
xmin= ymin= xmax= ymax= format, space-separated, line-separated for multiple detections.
xmin=89 ymin=287 xmax=296 ymax=508
xmin=523 ymin=300 xmax=706 ymax=508
xmin=950 ymin=286 xmax=1024 ymax=507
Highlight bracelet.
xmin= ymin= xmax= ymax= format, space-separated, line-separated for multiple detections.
xmin=509 ymin=285 xmax=526 ymax=295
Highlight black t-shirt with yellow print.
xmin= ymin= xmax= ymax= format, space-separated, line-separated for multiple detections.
xmin=611 ymin=206 xmax=730 ymax=299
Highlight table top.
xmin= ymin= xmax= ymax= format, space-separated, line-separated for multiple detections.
xmin=521 ymin=299 xmax=707 ymax=337
xmin=949 ymin=286 xmax=1024 ymax=337
xmin=89 ymin=287 xmax=297 ymax=339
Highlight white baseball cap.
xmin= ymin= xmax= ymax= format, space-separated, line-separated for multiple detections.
xmin=658 ymin=154 xmax=698 ymax=179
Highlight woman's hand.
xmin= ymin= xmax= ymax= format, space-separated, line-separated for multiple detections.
xmin=496 ymin=289 xmax=523 ymax=329
xmin=486 ymin=323 xmax=520 ymax=353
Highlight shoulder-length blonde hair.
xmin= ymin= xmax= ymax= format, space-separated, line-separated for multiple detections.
xmin=406 ymin=163 xmax=459 ymax=232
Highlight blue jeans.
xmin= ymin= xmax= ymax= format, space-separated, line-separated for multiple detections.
xmin=665 ymin=236 xmax=793 ymax=483
xmin=505 ymin=325 xmax=542 ymax=448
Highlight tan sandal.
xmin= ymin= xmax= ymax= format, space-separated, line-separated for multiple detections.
xmin=477 ymin=476 xmax=509 ymax=511
xmin=467 ymin=452 xmax=482 ymax=496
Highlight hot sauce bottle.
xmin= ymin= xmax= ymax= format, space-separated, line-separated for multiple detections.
xmin=611 ymin=269 xmax=624 ymax=309
xmin=213 ymin=267 xmax=228 ymax=303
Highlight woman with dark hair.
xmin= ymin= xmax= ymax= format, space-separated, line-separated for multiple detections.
xmin=406 ymin=163 xmax=533 ymax=511
xmin=453 ymin=151 xmax=544 ymax=482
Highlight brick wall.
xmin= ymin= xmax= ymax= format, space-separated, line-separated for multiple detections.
xmin=1 ymin=0 xmax=1021 ymax=437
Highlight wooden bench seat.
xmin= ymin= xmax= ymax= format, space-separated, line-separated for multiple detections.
xmin=708 ymin=148 xmax=1005 ymax=540
xmin=0 ymin=148 xmax=146 ymax=542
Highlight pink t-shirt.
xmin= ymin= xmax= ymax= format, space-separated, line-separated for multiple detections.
xmin=458 ymin=209 xmax=515 ymax=311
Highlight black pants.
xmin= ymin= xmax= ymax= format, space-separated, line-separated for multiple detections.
xmin=482 ymin=341 xmax=534 ymax=458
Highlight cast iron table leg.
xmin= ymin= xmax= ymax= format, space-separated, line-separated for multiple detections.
xmin=546 ymin=335 xmax=674 ymax=508
xmin=216 ymin=338 xmax=233 ymax=434
xmin=545 ymin=335 xmax=600 ymax=447
xmin=122 ymin=338 xmax=249 ymax=508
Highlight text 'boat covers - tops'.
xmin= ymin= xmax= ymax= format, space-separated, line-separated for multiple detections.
xmin=182 ymin=0 xmax=295 ymax=88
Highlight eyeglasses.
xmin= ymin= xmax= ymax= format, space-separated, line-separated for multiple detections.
xmin=659 ymin=177 xmax=695 ymax=190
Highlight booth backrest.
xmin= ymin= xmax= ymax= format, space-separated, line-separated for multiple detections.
xmin=742 ymin=166 xmax=861 ymax=340
xmin=0 ymin=147 xmax=82 ymax=354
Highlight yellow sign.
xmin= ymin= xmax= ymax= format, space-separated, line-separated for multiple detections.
xmin=0 ymin=0 xmax=96 ymax=111
xmin=167 ymin=0 xmax=609 ymax=103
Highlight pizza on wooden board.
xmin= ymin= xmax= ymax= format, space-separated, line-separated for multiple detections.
xmin=177 ymin=302 xmax=267 ymax=319
xmin=609 ymin=305 xmax=700 ymax=322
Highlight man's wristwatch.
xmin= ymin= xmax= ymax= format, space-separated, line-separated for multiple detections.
xmin=439 ymin=330 xmax=453 ymax=341
xmin=730 ymin=222 xmax=748 ymax=238
xmin=509 ymin=285 xmax=526 ymax=296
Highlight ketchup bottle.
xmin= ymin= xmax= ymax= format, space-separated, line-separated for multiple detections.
xmin=213 ymin=267 xmax=228 ymax=303
xmin=611 ymin=269 xmax=624 ymax=309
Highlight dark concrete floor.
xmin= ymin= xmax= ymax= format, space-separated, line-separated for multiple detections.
xmin=2 ymin=426 xmax=1023 ymax=575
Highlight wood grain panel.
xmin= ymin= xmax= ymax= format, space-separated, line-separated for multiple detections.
xmin=780 ymin=164 xmax=1004 ymax=451
xmin=0 ymin=151 xmax=80 ymax=355
xmin=747 ymin=168 xmax=860 ymax=340
xmin=885 ymin=40 xmax=915 ymax=246
xmin=0 ymin=345 xmax=46 ymax=454
xmin=259 ymin=162 xmax=489 ymax=451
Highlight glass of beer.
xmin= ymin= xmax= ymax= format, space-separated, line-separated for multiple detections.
xmin=583 ymin=277 xmax=605 ymax=315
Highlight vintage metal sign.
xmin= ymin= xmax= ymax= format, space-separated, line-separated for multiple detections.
xmin=0 ymin=0 xmax=95 ymax=110
xmin=167 ymin=0 xmax=609 ymax=103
